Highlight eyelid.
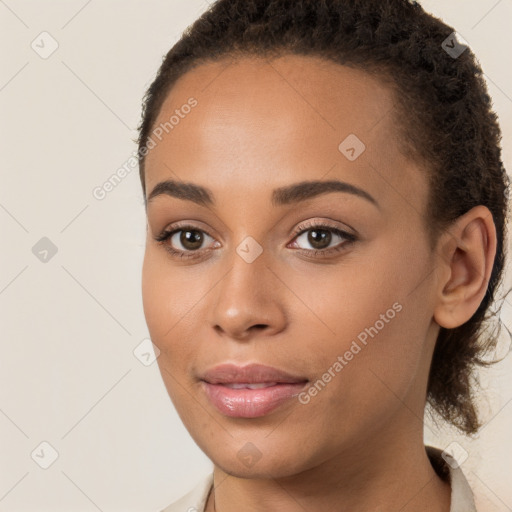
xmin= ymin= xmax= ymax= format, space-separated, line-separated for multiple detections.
xmin=154 ymin=220 xmax=216 ymax=241
xmin=291 ymin=218 xmax=356 ymax=238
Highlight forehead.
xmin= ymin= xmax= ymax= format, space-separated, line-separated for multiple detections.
xmin=144 ymin=54 xmax=427 ymax=214
xmin=148 ymin=54 xmax=395 ymax=156
xmin=168 ymin=54 xmax=394 ymax=116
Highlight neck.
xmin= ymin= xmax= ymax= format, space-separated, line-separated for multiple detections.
xmin=206 ymin=418 xmax=451 ymax=512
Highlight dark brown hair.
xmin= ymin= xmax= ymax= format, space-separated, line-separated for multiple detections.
xmin=136 ymin=0 xmax=510 ymax=435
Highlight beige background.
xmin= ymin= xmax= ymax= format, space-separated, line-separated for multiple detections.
xmin=0 ymin=0 xmax=511 ymax=510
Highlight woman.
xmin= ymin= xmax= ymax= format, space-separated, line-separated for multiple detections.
xmin=136 ymin=0 xmax=509 ymax=510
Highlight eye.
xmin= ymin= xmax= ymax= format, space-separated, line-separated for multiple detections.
xmin=154 ymin=224 xmax=218 ymax=259
xmin=290 ymin=221 xmax=356 ymax=257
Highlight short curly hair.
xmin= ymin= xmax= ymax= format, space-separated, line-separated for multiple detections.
xmin=136 ymin=0 xmax=510 ymax=435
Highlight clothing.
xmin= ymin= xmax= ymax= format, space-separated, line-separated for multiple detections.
xmin=160 ymin=445 xmax=477 ymax=512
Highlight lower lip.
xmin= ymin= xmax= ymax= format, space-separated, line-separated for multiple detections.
xmin=202 ymin=382 xmax=307 ymax=418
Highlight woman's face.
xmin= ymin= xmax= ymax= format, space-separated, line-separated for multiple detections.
xmin=142 ymin=55 xmax=441 ymax=478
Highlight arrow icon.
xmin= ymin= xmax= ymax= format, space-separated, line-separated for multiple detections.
xmin=236 ymin=236 xmax=263 ymax=263
xmin=31 ymin=441 xmax=59 ymax=469
xmin=442 ymin=32 xmax=468 ymax=59
xmin=31 ymin=31 xmax=59 ymax=60
xmin=339 ymin=134 xmax=365 ymax=161
xmin=237 ymin=441 xmax=263 ymax=467
xmin=134 ymin=338 xmax=160 ymax=366
xmin=32 ymin=237 xmax=58 ymax=262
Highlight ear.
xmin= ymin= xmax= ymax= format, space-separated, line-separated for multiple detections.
xmin=433 ymin=205 xmax=497 ymax=329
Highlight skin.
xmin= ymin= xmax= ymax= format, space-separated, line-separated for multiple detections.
xmin=141 ymin=55 xmax=496 ymax=512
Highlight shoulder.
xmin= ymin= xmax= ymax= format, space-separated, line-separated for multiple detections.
xmin=159 ymin=473 xmax=213 ymax=512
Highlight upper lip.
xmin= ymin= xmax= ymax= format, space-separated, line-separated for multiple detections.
xmin=200 ymin=363 xmax=308 ymax=385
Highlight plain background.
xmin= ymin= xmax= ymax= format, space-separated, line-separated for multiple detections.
xmin=0 ymin=0 xmax=511 ymax=510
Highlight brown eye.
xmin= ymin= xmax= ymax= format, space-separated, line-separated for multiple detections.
xmin=293 ymin=225 xmax=354 ymax=253
xmin=305 ymin=228 xmax=332 ymax=250
xmin=179 ymin=229 xmax=204 ymax=251
xmin=154 ymin=224 xmax=218 ymax=259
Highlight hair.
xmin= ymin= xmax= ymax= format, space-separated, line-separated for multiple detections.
xmin=136 ymin=0 xmax=510 ymax=435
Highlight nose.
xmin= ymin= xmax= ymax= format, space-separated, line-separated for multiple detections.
xmin=209 ymin=244 xmax=287 ymax=342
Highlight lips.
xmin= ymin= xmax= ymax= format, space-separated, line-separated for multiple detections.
xmin=199 ymin=363 xmax=308 ymax=418
xmin=201 ymin=363 xmax=308 ymax=385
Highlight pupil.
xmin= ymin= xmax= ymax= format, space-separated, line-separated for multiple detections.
xmin=309 ymin=229 xmax=331 ymax=249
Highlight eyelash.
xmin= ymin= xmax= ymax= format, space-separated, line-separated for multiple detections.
xmin=154 ymin=220 xmax=357 ymax=261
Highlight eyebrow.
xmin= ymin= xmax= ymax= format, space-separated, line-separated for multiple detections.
xmin=147 ymin=178 xmax=379 ymax=209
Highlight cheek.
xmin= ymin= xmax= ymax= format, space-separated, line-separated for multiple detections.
xmin=289 ymin=303 xmax=427 ymax=452
xmin=142 ymin=250 xmax=171 ymax=342
xmin=141 ymin=247 xmax=206 ymax=342
xmin=141 ymin=249 xmax=196 ymax=406
xmin=141 ymin=246 xmax=213 ymax=402
xmin=288 ymin=237 xmax=432 ymax=409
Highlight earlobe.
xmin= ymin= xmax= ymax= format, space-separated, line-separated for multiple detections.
xmin=433 ymin=206 xmax=497 ymax=329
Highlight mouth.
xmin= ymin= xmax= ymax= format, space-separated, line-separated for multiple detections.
xmin=199 ymin=363 xmax=309 ymax=418
xmin=220 ymin=382 xmax=280 ymax=389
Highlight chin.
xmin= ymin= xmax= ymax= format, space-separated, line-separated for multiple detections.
xmin=196 ymin=433 xmax=316 ymax=480
xmin=213 ymin=456 xmax=304 ymax=480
